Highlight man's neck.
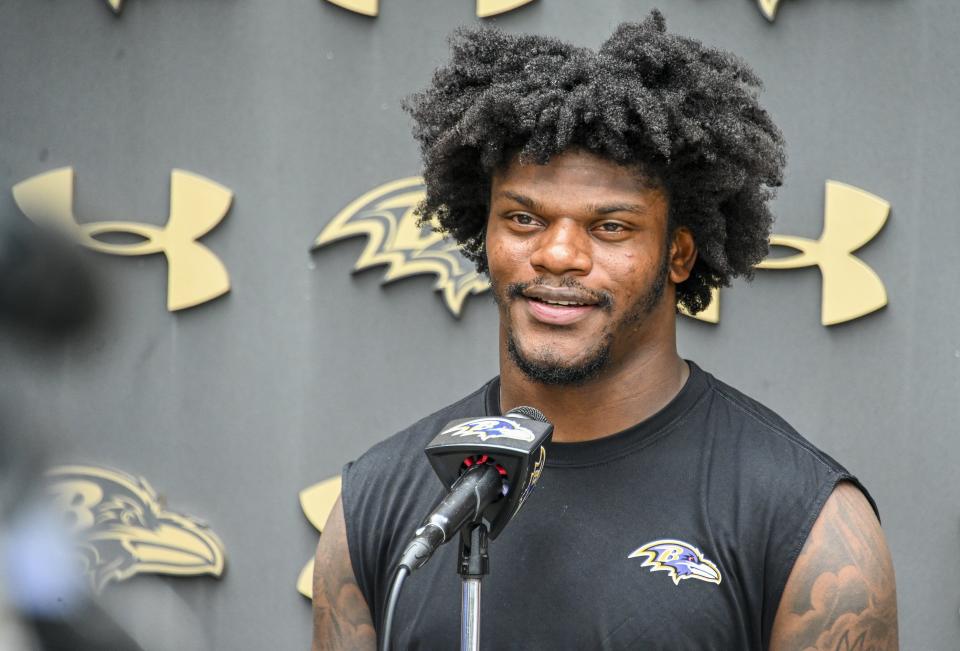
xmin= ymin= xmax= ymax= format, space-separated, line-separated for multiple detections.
xmin=498 ymin=346 xmax=689 ymax=444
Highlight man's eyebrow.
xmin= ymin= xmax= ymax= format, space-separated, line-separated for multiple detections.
xmin=592 ymin=202 xmax=649 ymax=216
xmin=498 ymin=191 xmax=541 ymax=211
xmin=498 ymin=192 xmax=649 ymax=217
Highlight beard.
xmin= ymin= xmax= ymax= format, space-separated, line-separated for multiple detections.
xmin=495 ymin=246 xmax=671 ymax=386
xmin=506 ymin=328 xmax=613 ymax=386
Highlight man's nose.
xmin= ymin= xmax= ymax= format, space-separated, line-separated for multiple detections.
xmin=528 ymin=220 xmax=592 ymax=276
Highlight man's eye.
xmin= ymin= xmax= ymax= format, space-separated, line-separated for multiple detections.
xmin=512 ymin=214 xmax=537 ymax=226
xmin=597 ymin=222 xmax=627 ymax=233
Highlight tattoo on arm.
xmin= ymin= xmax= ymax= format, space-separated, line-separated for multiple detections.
xmin=311 ymin=497 xmax=376 ymax=651
xmin=770 ymin=482 xmax=898 ymax=651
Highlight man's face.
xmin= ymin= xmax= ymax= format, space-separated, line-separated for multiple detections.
xmin=486 ymin=150 xmax=681 ymax=386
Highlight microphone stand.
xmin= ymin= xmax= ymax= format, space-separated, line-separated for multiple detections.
xmin=457 ymin=521 xmax=489 ymax=651
xmin=411 ymin=407 xmax=551 ymax=650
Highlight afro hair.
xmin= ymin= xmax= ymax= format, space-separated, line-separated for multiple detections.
xmin=404 ymin=10 xmax=786 ymax=314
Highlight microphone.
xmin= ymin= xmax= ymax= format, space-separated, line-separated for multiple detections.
xmin=380 ymin=407 xmax=554 ymax=651
xmin=397 ymin=406 xmax=553 ymax=572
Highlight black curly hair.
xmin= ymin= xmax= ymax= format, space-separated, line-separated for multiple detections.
xmin=403 ymin=10 xmax=786 ymax=314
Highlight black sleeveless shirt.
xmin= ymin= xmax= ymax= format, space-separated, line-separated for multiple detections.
xmin=341 ymin=363 xmax=875 ymax=650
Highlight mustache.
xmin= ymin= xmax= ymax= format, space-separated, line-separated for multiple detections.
xmin=505 ymin=277 xmax=614 ymax=311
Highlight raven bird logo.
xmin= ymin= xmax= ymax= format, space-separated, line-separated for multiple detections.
xmin=297 ymin=476 xmax=343 ymax=599
xmin=312 ymin=177 xmax=490 ymax=317
xmin=442 ymin=417 xmax=536 ymax=443
xmin=46 ymin=465 xmax=226 ymax=593
xmin=628 ymin=539 xmax=722 ymax=586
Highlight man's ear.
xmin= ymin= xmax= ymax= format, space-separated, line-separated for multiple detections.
xmin=669 ymin=227 xmax=697 ymax=284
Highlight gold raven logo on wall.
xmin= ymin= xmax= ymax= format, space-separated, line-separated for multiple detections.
xmin=314 ymin=178 xmax=889 ymax=326
xmin=312 ymin=177 xmax=490 ymax=317
xmin=12 ymin=167 xmax=233 ymax=312
xmin=46 ymin=465 xmax=226 ymax=593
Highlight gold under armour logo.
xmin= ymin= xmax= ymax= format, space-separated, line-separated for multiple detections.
xmin=12 ymin=167 xmax=233 ymax=311
xmin=760 ymin=181 xmax=889 ymax=325
xmin=326 ymin=0 xmax=533 ymax=17
xmin=689 ymin=181 xmax=889 ymax=326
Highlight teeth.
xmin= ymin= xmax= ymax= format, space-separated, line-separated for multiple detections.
xmin=544 ymin=300 xmax=584 ymax=306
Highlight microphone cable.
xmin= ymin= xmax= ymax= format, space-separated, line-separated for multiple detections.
xmin=379 ymin=565 xmax=409 ymax=651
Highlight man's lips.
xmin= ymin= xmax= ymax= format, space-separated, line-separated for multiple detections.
xmin=521 ymin=286 xmax=600 ymax=326
xmin=522 ymin=285 xmax=600 ymax=306
xmin=504 ymin=281 xmax=610 ymax=326
xmin=524 ymin=297 xmax=597 ymax=325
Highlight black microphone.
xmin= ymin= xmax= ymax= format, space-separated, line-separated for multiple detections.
xmin=380 ymin=407 xmax=554 ymax=651
xmin=397 ymin=463 xmax=501 ymax=572
xmin=397 ymin=406 xmax=553 ymax=572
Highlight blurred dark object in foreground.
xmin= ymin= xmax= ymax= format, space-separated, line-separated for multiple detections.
xmin=0 ymin=218 xmax=98 ymax=338
xmin=0 ymin=215 xmax=140 ymax=649
xmin=1 ymin=489 xmax=142 ymax=650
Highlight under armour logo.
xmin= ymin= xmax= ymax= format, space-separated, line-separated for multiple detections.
xmin=325 ymin=0 xmax=533 ymax=17
xmin=688 ymin=181 xmax=889 ymax=326
xmin=12 ymin=167 xmax=233 ymax=311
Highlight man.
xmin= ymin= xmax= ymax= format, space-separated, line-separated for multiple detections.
xmin=312 ymin=12 xmax=898 ymax=650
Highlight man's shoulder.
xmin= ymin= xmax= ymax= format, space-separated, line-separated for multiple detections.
xmin=697 ymin=365 xmax=849 ymax=476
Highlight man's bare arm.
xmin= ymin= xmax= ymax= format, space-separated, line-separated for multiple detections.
xmin=769 ymin=481 xmax=898 ymax=651
xmin=311 ymin=497 xmax=376 ymax=651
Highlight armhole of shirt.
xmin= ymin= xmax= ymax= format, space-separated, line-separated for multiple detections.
xmin=762 ymin=472 xmax=879 ymax=648
xmin=340 ymin=460 xmax=378 ymax=625
xmin=336 ymin=383 xmax=497 ymax=629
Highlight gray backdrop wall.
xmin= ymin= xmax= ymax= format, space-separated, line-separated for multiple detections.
xmin=1 ymin=0 xmax=957 ymax=649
